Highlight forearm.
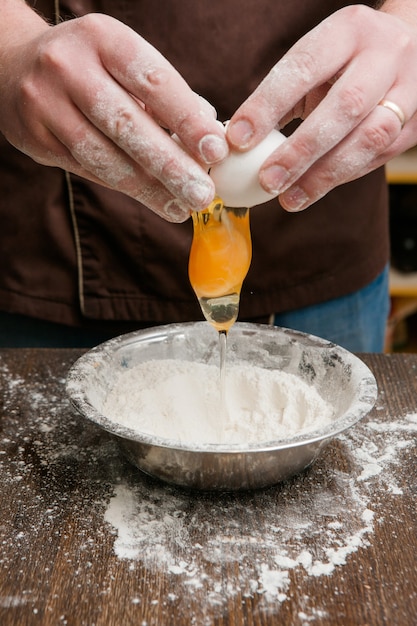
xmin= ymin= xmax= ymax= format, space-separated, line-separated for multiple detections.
xmin=0 ymin=1 xmax=50 ymax=101
xmin=0 ymin=0 xmax=50 ymax=49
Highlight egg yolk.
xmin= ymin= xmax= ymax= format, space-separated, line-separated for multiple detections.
xmin=188 ymin=197 xmax=252 ymax=314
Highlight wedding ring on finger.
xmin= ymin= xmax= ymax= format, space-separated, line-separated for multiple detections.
xmin=378 ymin=99 xmax=406 ymax=129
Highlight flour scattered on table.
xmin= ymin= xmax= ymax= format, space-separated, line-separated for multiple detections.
xmin=104 ymin=471 xmax=373 ymax=611
xmin=102 ymin=359 xmax=333 ymax=444
xmin=1 ymin=356 xmax=416 ymax=625
xmin=103 ymin=400 xmax=417 ymax=622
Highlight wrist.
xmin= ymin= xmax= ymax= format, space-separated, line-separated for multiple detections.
xmin=0 ymin=0 xmax=51 ymax=46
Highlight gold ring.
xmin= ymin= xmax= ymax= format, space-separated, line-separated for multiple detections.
xmin=378 ymin=99 xmax=406 ymax=129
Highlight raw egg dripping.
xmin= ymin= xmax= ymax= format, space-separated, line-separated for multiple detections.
xmin=187 ymin=127 xmax=284 ymax=410
xmin=188 ymin=197 xmax=252 ymax=333
xmin=188 ymin=127 xmax=285 ymax=334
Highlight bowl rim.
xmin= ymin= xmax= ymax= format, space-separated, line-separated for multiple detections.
xmin=65 ymin=321 xmax=378 ymax=454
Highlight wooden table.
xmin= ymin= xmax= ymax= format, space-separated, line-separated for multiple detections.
xmin=0 ymin=349 xmax=416 ymax=626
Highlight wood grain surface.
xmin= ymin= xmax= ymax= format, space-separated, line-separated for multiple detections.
xmin=0 ymin=349 xmax=416 ymax=626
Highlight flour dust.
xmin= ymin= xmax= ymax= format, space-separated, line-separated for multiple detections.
xmin=0 ymin=356 xmax=416 ymax=625
xmin=102 ymin=359 xmax=333 ymax=444
xmin=103 ymin=400 xmax=417 ymax=622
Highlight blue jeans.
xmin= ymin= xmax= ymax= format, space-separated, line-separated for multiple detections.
xmin=0 ymin=267 xmax=389 ymax=350
xmin=273 ymin=265 xmax=389 ymax=353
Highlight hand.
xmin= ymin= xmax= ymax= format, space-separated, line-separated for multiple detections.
xmin=226 ymin=4 xmax=417 ymax=212
xmin=0 ymin=8 xmax=228 ymax=222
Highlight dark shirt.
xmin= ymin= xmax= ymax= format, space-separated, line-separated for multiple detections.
xmin=0 ymin=0 xmax=388 ymax=329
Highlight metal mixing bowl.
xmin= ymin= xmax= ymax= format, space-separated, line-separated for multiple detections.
xmin=66 ymin=322 xmax=377 ymax=490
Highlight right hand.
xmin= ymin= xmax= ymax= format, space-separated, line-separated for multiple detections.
xmin=0 ymin=10 xmax=228 ymax=222
xmin=226 ymin=4 xmax=417 ymax=213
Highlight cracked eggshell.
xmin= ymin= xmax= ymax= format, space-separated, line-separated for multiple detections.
xmin=210 ymin=129 xmax=286 ymax=208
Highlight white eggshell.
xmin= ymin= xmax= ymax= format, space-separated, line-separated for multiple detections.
xmin=210 ymin=129 xmax=286 ymax=208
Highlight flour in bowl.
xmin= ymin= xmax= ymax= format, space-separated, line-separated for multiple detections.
xmin=102 ymin=359 xmax=333 ymax=445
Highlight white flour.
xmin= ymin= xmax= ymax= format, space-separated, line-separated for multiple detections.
xmin=1 ymin=356 xmax=416 ymax=624
xmin=102 ymin=359 xmax=333 ymax=444
xmin=103 ymin=408 xmax=417 ymax=622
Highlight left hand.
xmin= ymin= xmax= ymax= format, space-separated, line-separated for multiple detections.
xmin=226 ymin=4 xmax=417 ymax=212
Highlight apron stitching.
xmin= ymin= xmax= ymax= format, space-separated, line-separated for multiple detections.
xmin=65 ymin=171 xmax=86 ymax=315
xmin=54 ymin=1 xmax=86 ymax=316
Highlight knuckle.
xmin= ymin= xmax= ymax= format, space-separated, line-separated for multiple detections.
xmin=338 ymin=85 xmax=367 ymax=120
xmin=144 ymin=66 xmax=170 ymax=88
xmin=397 ymin=31 xmax=414 ymax=54
xmin=292 ymin=135 xmax=319 ymax=163
xmin=37 ymin=38 xmax=70 ymax=74
xmin=72 ymin=135 xmax=136 ymax=186
xmin=160 ymin=154 xmax=182 ymax=183
xmin=110 ymin=107 xmax=135 ymax=141
xmin=311 ymin=168 xmax=337 ymax=196
xmin=362 ymin=122 xmax=395 ymax=153
xmin=73 ymin=136 xmax=103 ymax=166
xmin=334 ymin=4 xmax=374 ymax=30
xmin=138 ymin=65 xmax=171 ymax=97
xmin=70 ymin=133 xmax=107 ymax=173
xmin=300 ymin=157 xmax=347 ymax=202
xmin=175 ymin=110 xmax=203 ymax=136
xmin=37 ymin=15 xmax=106 ymax=73
xmin=76 ymin=13 xmax=107 ymax=36
xmin=19 ymin=76 xmax=41 ymax=107
xmin=286 ymin=50 xmax=320 ymax=85
xmin=344 ymin=4 xmax=371 ymax=21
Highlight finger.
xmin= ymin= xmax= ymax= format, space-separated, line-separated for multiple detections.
xmin=226 ymin=9 xmax=363 ymax=148
xmin=257 ymin=59 xmax=397 ymax=192
xmin=92 ymin=15 xmax=228 ymax=165
xmin=17 ymin=14 xmax=222 ymax=212
xmin=22 ymin=98 xmax=199 ymax=222
xmin=144 ymin=94 xmax=216 ymax=129
xmin=63 ymin=132 xmax=202 ymax=223
xmin=41 ymin=66 xmax=215 ymax=214
xmin=249 ymin=17 xmax=415 ymax=199
xmin=276 ymin=103 xmax=404 ymax=212
xmin=261 ymin=72 xmax=417 ymax=209
xmin=377 ymin=95 xmax=407 ymax=130
xmin=87 ymin=86 xmax=216 ymax=208
xmin=43 ymin=145 xmax=191 ymax=224
xmin=46 ymin=21 xmax=219 ymax=209
xmin=11 ymin=33 xmax=211 ymax=222
xmin=226 ymin=5 xmax=407 ymax=151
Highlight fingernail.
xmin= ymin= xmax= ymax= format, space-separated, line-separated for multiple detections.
xmin=280 ymin=186 xmax=309 ymax=212
xmin=184 ymin=179 xmax=214 ymax=208
xmin=227 ymin=119 xmax=255 ymax=148
xmin=260 ymin=165 xmax=290 ymax=194
xmin=199 ymin=134 xmax=228 ymax=164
